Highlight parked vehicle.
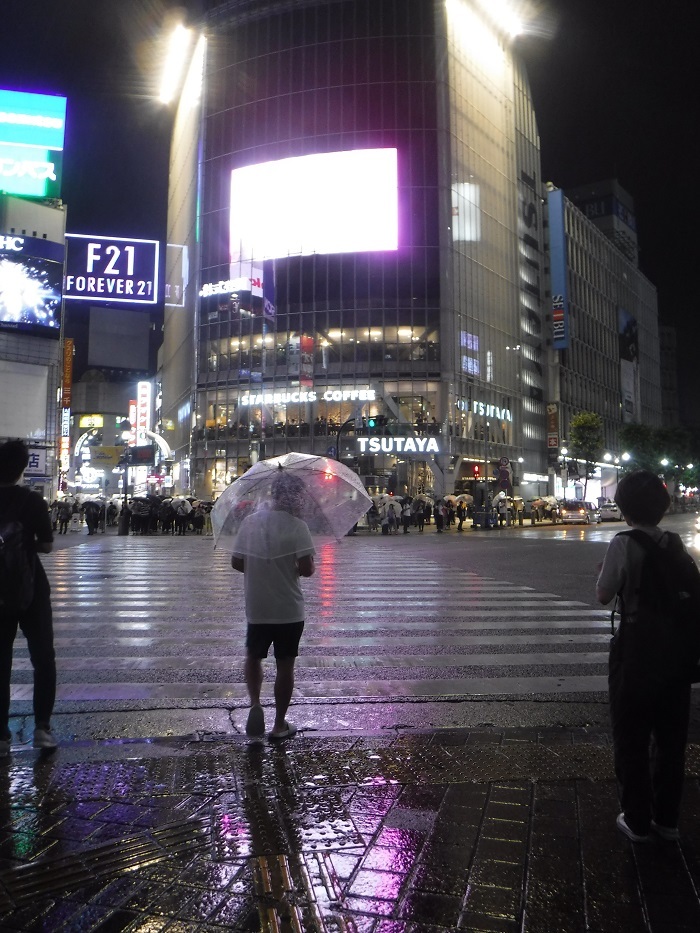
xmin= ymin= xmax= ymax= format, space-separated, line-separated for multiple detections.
xmin=599 ymin=501 xmax=623 ymax=521
xmin=558 ymin=500 xmax=591 ymax=524
xmin=586 ymin=502 xmax=602 ymax=523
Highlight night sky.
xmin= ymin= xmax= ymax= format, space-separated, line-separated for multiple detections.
xmin=1 ymin=1 xmax=694 ymax=391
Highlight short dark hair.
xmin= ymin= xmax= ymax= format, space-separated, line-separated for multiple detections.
xmin=614 ymin=470 xmax=670 ymax=525
xmin=0 ymin=440 xmax=30 ymax=483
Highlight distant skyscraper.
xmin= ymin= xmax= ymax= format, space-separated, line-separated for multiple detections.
xmin=565 ymin=179 xmax=639 ymax=267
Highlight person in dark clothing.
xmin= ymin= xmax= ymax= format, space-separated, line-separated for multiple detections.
xmin=433 ymin=502 xmax=444 ymax=533
xmin=57 ymin=501 xmax=72 ymax=534
xmin=82 ymin=500 xmax=100 ymax=535
xmin=597 ymin=470 xmax=691 ymax=844
xmin=0 ymin=440 xmax=57 ymax=755
xmin=456 ymin=502 xmax=466 ymax=532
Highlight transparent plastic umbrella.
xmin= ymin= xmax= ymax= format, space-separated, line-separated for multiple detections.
xmin=212 ymin=452 xmax=372 ymax=557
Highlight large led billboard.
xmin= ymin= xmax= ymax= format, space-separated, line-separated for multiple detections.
xmin=230 ymin=148 xmax=399 ymax=263
xmin=0 ymin=88 xmax=67 ymax=199
xmin=0 ymin=233 xmax=63 ymax=337
xmin=64 ymin=234 xmax=159 ymax=304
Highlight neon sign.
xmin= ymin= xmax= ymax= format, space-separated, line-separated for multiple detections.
xmin=0 ymin=89 xmax=66 ymax=198
xmin=357 ymin=437 xmax=441 ymax=455
xmin=239 ymin=388 xmax=376 ymax=406
xmin=64 ymin=234 xmax=159 ymax=305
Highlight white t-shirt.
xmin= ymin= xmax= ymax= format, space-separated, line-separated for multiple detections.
xmin=233 ymin=510 xmax=315 ymax=624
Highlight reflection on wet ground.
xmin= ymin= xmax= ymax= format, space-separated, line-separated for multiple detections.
xmin=1 ymin=728 xmax=700 ymax=931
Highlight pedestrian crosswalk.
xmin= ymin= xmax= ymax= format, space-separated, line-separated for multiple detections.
xmin=10 ymin=537 xmax=611 ymax=705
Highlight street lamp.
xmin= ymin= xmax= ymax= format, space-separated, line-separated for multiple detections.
xmin=117 ymin=420 xmax=132 ymax=536
xmin=559 ymin=445 xmax=569 ymax=495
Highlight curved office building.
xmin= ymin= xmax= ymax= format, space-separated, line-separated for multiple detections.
xmin=161 ymin=0 xmax=547 ymax=500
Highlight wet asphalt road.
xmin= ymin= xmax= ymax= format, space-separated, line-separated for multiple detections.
xmin=8 ymin=511 xmax=698 ymax=744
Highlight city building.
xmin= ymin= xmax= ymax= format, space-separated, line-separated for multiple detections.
xmin=0 ymin=193 xmax=66 ymax=500
xmin=658 ymin=324 xmax=680 ymax=428
xmin=565 ymin=178 xmax=639 ymax=266
xmin=161 ymin=0 xmax=548 ymax=502
xmin=545 ymin=183 xmax=662 ymax=500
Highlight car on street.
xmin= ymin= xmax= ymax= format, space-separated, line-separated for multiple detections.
xmin=599 ymin=501 xmax=623 ymax=521
xmin=558 ymin=500 xmax=592 ymax=524
xmin=586 ymin=502 xmax=602 ymax=523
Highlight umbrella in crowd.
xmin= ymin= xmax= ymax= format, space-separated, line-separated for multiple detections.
xmin=212 ymin=452 xmax=372 ymax=557
xmin=456 ymin=494 xmax=473 ymax=504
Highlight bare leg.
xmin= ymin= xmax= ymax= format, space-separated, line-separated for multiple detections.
xmin=244 ymin=655 xmax=263 ymax=705
xmin=272 ymin=657 xmax=295 ymax=732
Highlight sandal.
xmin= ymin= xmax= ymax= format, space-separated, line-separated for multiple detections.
xmin=269 ymin=721 xmax=297 ymax=740
xmin=245 ymin=704 xmax=265 ymax=737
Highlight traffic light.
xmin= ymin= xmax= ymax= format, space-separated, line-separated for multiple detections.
xmin=367 ymin=417 xmax=377 ymax=429
xmin=473 ymin=464 xmax=480 ymax=478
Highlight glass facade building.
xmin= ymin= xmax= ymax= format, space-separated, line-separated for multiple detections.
xmin=548 ymin=188 xmax=662 ymax=455
xmin=161 ymin=0 xmax=547 ymax=499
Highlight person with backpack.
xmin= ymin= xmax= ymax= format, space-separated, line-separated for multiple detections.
xmin=0 ymin=440 xmax=57 ymax=755
xmin=596 ymin=470 xmax=700 ymax=843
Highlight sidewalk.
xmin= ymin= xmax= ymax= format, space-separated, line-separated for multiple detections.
xmin=2 ymin=725 xmax=700 ymax=932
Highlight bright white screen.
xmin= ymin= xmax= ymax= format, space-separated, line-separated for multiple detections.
xmin=230 ymin=148 xmax=398 ymax=262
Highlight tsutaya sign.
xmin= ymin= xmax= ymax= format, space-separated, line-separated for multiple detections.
xmin=357 ymin=436 xmax=441 ymax=455
xmin=240 ymin=388 xmax=376 ymax=406
xmin=458 ymin=398 xmax=513 ymax=422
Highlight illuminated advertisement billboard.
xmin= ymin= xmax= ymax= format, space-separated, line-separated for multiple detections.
xmin=0 ymin=88 xmax=67 ymax=199
xmin=64 ymin=234 xmax=159 ymax=304
xmin=230 ymin=148 xmax=399 ymax=263
xmin=0 ymin=233 xmax=63 ymax=338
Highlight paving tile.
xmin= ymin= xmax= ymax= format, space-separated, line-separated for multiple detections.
xmin=397 ymin=890 xmax=463 ymax=926
xmin=2 ymin=728 xmax=700 ymax=930
xmin=463 ymin=882 xmax=521 ymax=919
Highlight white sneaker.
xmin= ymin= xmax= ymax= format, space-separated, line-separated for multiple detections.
xmin=33 ymin=728 xmax=58 ymax=750
xmin=616 ymin=812 xmax=649 ymax=843
xmin=651 ymin=820 xmax=680 ymax=841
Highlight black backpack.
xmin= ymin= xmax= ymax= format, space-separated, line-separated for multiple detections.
xmin=614 ymin=530 xmax=700 ymax=684
xmin=0 ymin=518 xmax=36 ymax=614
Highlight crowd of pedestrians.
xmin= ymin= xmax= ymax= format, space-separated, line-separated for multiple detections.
xmin=366 ymin=496 xmax=471 ymax=535
xmin=47 ymin=495 xmax=213 ymax=537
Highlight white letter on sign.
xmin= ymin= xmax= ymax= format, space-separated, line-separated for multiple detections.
xmin=86 ymin=242 xmax=101 ymax=273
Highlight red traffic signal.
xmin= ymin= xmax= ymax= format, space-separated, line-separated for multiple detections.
xmin=473 ymin=464 xmax=480 ymax=477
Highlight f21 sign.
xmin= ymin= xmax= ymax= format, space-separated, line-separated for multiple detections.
xmin=64 ymin=234 xmax=159 ymax=305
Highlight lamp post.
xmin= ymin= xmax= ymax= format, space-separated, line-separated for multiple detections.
xmin=335 ymin=416 xmax=357 ymax=462
xmin=559 ymin=445 xmax=568 ymax=496
xmin=117 ymin=420 xmax=132 ymax=536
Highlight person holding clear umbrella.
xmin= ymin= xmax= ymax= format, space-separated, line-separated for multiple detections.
xmin=230 ymin=471 xmax=315 ymax=740
xmin=214 ymin=452 xmax=371 ymax=739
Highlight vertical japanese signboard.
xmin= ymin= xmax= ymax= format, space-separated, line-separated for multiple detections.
xmin=547 ymin=188 xmax=570 ymax=350
xmin=61 ymin=338 xmax=73 ymax=408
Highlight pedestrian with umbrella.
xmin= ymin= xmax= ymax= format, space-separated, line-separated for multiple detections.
xmin=213 ymin=452 xmax=371 ymax=740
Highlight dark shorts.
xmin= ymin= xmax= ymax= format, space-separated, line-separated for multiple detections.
xmin=246 ymin=621 xmax=305 ymax=660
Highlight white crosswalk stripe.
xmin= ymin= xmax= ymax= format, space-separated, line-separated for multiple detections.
xmin=10 ymin=537 xmax=611 ymax=704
